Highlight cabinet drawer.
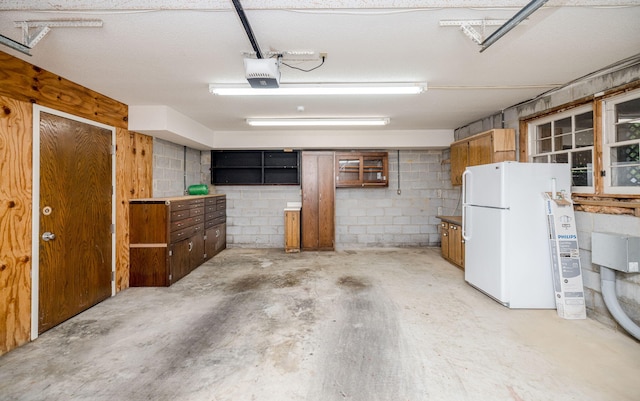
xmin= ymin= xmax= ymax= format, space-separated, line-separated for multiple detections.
xmin=171 ymin=216 xmax=195 ymax=232
xmin=170 ymin=200 xmax=191 ymax=211
xmin=206 ymin=209 xmax=225 ymax=221
xmin=170 ymin=223 xmax=204 ymax=243
xmin=205 ymin=216 xmax=226 ymax=228
xmin=189 ymin=207 xmax=204 ymax=217
xmin=216 ymin=198 xmax=226 ymax=209
xmin=205 ymin=197 xmax=218 ymax=206
xmin=205 ymin=205 xmax=217 ymax=215
xmin=171 ymin=209 xmax=190 ymax=221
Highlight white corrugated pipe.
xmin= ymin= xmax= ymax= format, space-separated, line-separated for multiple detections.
xmin=600 ymin=265 xmax=640 ymax=340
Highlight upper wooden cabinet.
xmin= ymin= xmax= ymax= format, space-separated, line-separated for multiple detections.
xmin=335 ymin=152 xmax=389 ymax=188
xmin=450 ymin=129 xmax=516 ymax=185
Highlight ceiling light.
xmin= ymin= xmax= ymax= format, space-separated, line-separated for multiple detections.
xmin=209 ymin=83 xmax=427 ymax=96
xmin=246 ymin=118 xmax=390 ymax=127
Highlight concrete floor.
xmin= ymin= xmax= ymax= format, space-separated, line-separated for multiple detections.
xmin=1 ymin=248 xmax=639 ymax=401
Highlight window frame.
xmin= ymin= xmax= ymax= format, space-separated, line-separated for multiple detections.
xmin=527 ymin=104 xmax=596 ymax=194
xmin=602 ymin=89 xmax=640 ymax=195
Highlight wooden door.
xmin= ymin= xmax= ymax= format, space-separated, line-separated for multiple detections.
xmin=39 ymin=112 xmax=113 ymax=333
xmin=301 ymin=152 xmax=335 ymax=250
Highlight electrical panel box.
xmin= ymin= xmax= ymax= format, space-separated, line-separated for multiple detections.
xmin=592 ymin=232 xmax=640 ymax=273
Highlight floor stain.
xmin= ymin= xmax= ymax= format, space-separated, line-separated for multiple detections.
xmin=226 ymin=268 xmax=314 ymax=293
xmin=336 ymin=275 xmax=370 ymax=291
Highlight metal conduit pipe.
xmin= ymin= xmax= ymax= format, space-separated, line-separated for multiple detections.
xmin=600 ymin=265 xmax=640 ymax=340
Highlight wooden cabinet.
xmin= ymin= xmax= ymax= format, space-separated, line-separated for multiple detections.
xmin=335 ymin=152 xmax=388 ymax=187
xmin=450 ymin=129 xmax=516 ymax=185
xmin=438 ymin=217 xmax=465 ymax=269
xmin=129 ymin=194 xmax=226 ymax=286
xmin=302 ymin=151 xmax=335 ymax=251
xmin=450 ymin=141 xmax=469 ymax=186
xmin=204 ymin=195 xmax=227 ymax=261
xmin=284 ymin=208 xmax=301 ymax=253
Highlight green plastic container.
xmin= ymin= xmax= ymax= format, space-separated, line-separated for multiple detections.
xmin=188 ymin=184 xmax=209 ymax=195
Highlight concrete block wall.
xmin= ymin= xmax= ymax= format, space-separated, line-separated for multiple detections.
xmin=335 ymin=149 xmax=459 ymax=248
xmin=153 ymin=138 xmax=203 ymax=197
xmin=214 ymin=185 xmax=301 ymax=248
xmin=576 ymin=212 xmax=640 ymax=333
xmin=200 ymin=149 xmax=457 ymax=249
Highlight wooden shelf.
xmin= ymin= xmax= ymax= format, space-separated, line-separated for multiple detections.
xmin=211 ymin=150 xmax=300 ymax=185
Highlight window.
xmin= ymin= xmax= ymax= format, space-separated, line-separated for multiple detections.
xmin=603 ymin=90 xmax=640 ymax=195
xmin=529 ymin=105 xmax=594 ymax=193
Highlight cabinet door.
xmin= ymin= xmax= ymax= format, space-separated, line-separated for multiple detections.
xmin=450 ymin=142 xmax=468 ymax=186
xmin=285 ymin=210 xmax=300 ymax=252
xmin=170 ymin=239 xmax=191 ymax=284
xmin=440 ymin=222 xmax=450 ymax=259
xmin=468 ymin=134 xmax=493 ymax=166
xmin=190 ymin=231 xmax=205 ymax=270
xmin=449 ymin=224 xmax=463 ymax=267
xmin=302 ymin=152 xmax=335 ymax=250
xmin=362 ymin=154 xmax=388 ymax=186
xmin=336 ymin=155 xmax=362 ymax=186
xmin=205 ymin=223 xmax=226 ymax=258
xmin=215 ymin=223 xmax=226 ymax=253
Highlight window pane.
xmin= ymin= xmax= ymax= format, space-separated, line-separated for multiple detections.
xmin=611 ymin=143 xmax=640 ymax=164
xmin=537 ymin=138 xmax=551 ymax=153
xmin=533 ymin=156 xmax=548 ymax=163
xmin=571 ymin=150 xmax=592 ymax=187
xmin=575 ymin=111 xmax=593 ymax=131
xmin=610 ymin=144 xmax=640 ymax=186
xmin=551 ymin=153 xmax=568 ymax=163
xmin=615 ymin=122 xmax=640 ymax=142
xmin=554 ymin=133 xmax=572 ymax=151
xmin=575 ymin=129 xmax=594 ymax=148
xmin=537 ymin=122 xmax=551 ymax=139
xmin=615 ymin=97 xmax=640 ymax=122
xmin=611 ymin=165 xmax=640 ymax=187
xmin=554 ymin=117 xmax=572 ymax=135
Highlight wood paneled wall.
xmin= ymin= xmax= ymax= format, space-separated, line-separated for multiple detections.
xmin=0 ymin=52 xmax=127 ymax=129
xmin=0 ymin=51 xmax=153 ymax=354
xmin=0 ymin=95 xmax=32 ymax=354
xmin=116 ymin=130 xmax=153 ymax=291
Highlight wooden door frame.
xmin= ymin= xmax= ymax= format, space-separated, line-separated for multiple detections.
xmin=30 ymin=105 xmax=116 ymax=340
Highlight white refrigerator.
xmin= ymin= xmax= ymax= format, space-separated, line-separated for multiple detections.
xmin=462 ymin=161 xmax=571 ymax=309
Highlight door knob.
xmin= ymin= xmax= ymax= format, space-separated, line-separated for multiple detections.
xmin=42 ymin=232 xmax=56 ymax=241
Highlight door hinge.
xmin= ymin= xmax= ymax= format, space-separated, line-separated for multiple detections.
xmin=111 ymin=271 xmax=115 ymax=282
xmin=169 ymin=250 xmax=173 ymax=256
xmin=110 ymin=223 xmax=115 ymax=234
xmin=111 ymin=144 xmax=115 ymax=155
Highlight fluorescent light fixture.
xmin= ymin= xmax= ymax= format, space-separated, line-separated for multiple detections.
xmin=246 ymin=118 xmax=390 ymax=127
xmin=210 ymin=83 xmax=426 ymax=96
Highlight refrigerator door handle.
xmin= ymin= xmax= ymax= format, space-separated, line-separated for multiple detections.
xmin=462 ymin=169 xmax=471 ymax=241
xmin=462 ymin=204 xmax=471 ymax=241
xmin=462 ymin=169 xmax=471 ymax=206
